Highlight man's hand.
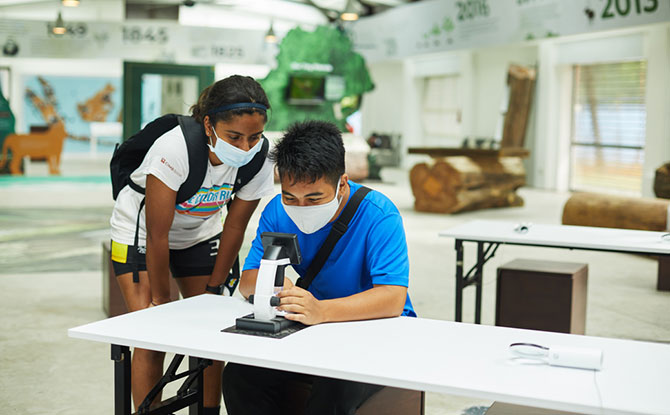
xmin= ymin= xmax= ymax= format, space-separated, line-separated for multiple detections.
xmin=277 ymin=286 xmax=326 ymax=325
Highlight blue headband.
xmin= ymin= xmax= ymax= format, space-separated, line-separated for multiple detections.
xmin=207 ymin=102 xmax=268 ymax=115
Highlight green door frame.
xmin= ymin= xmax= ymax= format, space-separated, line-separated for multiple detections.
xmin=122 ymin=61 xmax=214 ymax=140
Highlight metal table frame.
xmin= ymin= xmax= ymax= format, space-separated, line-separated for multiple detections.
xmin=111 ymin=344 xmax=211 ymax=415
xmin=453 ymin=238 xmax=669 ymax=324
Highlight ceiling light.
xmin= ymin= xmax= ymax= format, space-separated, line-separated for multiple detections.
xmin=53 ymin=12 xmax=66 ymax=35
xmin=62 ymin=0 xmax=80 ymax=6
xmin=265 ymin=21 xmax=277 ymax=43
xmin=340 ymin=0 xmax=359 ymax=21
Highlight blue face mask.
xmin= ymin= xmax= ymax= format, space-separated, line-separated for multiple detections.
xmin=208 ymin=128 xmax=262 ymax=168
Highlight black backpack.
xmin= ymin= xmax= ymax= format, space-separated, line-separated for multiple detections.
xmin=109 ymin=114 xmax=269 ymax=291
xmin=110 ymin=114 xmax=269 ymax=203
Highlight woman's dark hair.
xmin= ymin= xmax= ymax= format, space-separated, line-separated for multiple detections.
xmin=190 ymin=75 xmax=270 ymax=124
xmin=270 ymin=120 xmax=345 ymax=187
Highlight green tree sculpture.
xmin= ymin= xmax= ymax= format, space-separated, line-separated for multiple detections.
xmin=261 ymin=25 xmax=374 ymax=132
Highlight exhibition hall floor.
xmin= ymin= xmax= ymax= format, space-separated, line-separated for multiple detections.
xmin=1 ymin=167 xmax=668 ymax=415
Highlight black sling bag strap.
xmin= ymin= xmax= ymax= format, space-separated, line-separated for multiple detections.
xmin=131 ymin=198 xmax=146 ymax=283
xmin=296 ymin=186 xmax=372 ymax=290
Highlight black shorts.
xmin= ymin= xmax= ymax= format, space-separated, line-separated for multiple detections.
xmin=110 ymin=233 xmax=221 ymax=278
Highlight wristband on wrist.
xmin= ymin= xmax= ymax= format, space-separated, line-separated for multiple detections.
xmin=205 ymin=284 xmax=224 ymax=295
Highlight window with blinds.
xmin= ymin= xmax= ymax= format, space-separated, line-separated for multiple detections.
xmin=421 ymin=75 xmax=462 ymax=144
xmin=570 ymin=61 xmax=647 ymax=196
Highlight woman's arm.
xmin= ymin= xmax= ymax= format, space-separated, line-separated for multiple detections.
xmin=145 ymin=174 xmax=177 ymax=305
xmin=207 ymin=196 xmax=261 ymax=288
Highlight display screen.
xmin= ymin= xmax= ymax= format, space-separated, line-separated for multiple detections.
xmin=286 ymin=75 xmax=326 ymax=105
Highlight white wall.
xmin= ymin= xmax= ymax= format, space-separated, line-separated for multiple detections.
xmin=360 ymin=60 xmax=405 ymax=140
xmin=214 ymin=64 xmax=271 ymax=82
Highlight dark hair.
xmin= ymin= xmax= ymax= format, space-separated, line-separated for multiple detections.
xmin=270 ymin=120 xmax=345 ymax=187
xmin=190 ymin=75 xmax=270 ymax=124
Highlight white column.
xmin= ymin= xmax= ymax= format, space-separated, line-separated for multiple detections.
xmin=532 ymin=41 xmax=560 ymax=190
xmin=401 ymin=59 xmax=425 ymax=169
xmin=642 ymin=25 xmax=670 ymax=198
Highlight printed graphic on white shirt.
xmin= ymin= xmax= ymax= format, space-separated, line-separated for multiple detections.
xmin=176 ymin=183 xmax=233 ymax=218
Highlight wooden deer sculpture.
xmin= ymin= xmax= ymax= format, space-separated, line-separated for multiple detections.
xmin=0 ymin=118 xmax=68 ymax=175
xmin=0 ymin=77 xmax=69 ymax=175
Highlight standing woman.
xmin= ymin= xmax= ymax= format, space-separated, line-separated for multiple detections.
xmin=109 ymin=75 xmax=274 ymax=415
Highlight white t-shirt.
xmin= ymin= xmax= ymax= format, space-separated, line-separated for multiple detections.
xmin=110 ymin=125 xmax=275 ymax=250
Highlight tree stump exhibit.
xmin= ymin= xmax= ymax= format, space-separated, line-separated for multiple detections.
xmin=501 ymin=64 xmax=536 ymax=148
xmin=562 ymin=192 xmax=669 ymax=231
xmin=409 ymin=156 xmax=526 ymax=213
xmin=654 ymin=163 xmax=670 ymax=199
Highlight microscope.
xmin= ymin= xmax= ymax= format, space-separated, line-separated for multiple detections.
xmin=233 ymin=232 xmax=303 ymax=335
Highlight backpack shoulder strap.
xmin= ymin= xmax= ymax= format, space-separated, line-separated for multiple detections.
xmin=296 ymin=186 xmax=373 ymax=290
xmin=113 ymin=113 xmax=179 ymax=199
xmin=233 ymin=136 xmax=269 ymax=194
xmin=176 ymin=115 xmax=209 ymax=204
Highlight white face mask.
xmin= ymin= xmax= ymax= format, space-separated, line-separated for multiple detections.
xmin=282 ymin=181 xmax=343 ymax=234
xmin=208 ymin=128 xmax=262 ymax=168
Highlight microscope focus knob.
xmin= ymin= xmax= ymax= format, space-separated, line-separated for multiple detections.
xmin=247 ymin=295 xmax=281 ymax=307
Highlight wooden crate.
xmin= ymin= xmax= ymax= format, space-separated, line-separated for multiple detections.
xmin=102 ymin=241 xmax=180 ymax=317
xmin=496 ymin=259 xmax=588 ymax=334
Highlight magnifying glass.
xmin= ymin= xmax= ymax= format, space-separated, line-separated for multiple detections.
xmin=509 ymin=342 xmax=602 ymax=370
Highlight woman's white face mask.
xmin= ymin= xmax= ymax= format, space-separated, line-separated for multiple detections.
xmin=282 ymin=181 xmax=342 ymax=234
xmin=209 ymin=127 xmax=262 ymax=168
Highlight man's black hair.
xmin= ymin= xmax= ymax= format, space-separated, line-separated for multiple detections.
xmin=270 ymin=120 xmax=345 ymax=187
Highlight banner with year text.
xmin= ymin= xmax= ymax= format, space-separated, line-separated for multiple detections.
xmin=350 ymin=0 xmax=670 ymax=62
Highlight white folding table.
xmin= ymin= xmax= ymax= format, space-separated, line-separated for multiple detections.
xmin=68 ymin=295 xmax=670 ymax=415
xmin=439 ymin=220 xmax=670 ymax=324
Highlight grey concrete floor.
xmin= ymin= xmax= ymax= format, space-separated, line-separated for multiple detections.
xmin=1 ymin=165 xmax=669 ymax=415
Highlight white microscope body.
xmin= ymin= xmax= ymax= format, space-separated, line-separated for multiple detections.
xmin=252 ymin=256 xmax=290 ymax=321
xmin=234 ymin=232 xmax=302 ymax=334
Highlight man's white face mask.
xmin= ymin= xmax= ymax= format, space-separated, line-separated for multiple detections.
xmin=282 ymin=181 xmax=342 ymax=234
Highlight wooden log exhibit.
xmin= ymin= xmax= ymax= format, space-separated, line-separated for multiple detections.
xmin=409 ymin=156 xmax=526 ymax=214
xmin=654 ymin=162 xmax=670 ymax=199
xmin=501 ymin=64 xmax=536 ymax=149
xmin=562 ymin=192 xmax=669 ymax=231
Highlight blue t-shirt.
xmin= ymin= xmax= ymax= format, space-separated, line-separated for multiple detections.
xmin=243 ymin=181 xmax=416 ymax=317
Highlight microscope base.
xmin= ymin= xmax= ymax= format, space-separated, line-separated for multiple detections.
xmin=222 ymin=314 xmax=306 ymax=338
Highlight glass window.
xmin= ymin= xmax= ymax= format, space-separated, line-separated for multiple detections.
xmin=570 ymin=61 xmax=647 ymax=196
xmin=421 ymin=75 xmax=462 ymax=142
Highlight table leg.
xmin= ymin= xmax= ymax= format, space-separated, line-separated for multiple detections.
xmin=188 ymin=356 xmax=205 ymax=415
xmin=475 ymin=242 xmax=484 ymax=324
xmin=455 ymin=239 xmax=464 ymax=322
xmin=111 ymin=344 xmax=131 ymax=415
xmin=658 ymin=256 xmax=670 ymax=291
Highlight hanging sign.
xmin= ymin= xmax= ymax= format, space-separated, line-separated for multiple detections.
xmin=0 ymin=18 xmax=267 ymax=64
xmin=350 ymin=0 xmax=670 ymax=62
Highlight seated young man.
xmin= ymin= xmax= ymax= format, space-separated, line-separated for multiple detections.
xmin=222 ymin=120 xmax=416 ymax=415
